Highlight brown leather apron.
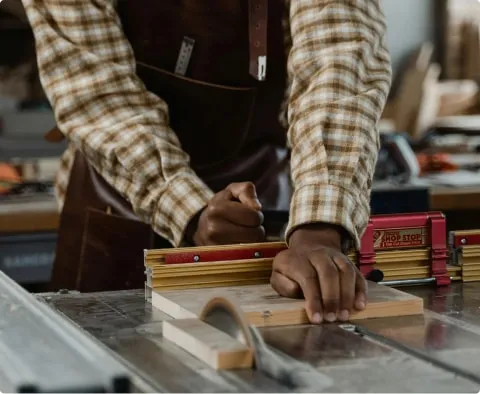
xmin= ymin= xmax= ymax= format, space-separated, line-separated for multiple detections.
xmin=46 ymin=0 xmax=289 ymax=292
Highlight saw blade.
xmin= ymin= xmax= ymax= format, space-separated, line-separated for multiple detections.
xmin=198 ymin=296 xmax=333 ymax=391
xmin=199 ymin=296 xmax=254 ymax=352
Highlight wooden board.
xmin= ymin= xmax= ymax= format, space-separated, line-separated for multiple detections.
xmin=151 ymin=281 xmax=424 ymax=327
xmin=162 ymin=318 xmax=253 ymax=370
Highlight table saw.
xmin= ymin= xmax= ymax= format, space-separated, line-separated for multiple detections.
xmin=2 ymin=268 xmax=480 ymax=393
xmin=2 ymin=210 xmax=480 ymax=392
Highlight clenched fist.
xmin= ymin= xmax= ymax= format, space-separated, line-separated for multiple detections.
xmin=187 ymin=182 xmax=266 ymax=245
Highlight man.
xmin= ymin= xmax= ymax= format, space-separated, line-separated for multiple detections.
xmin=22 ymin=0 xmax=391 ymax=323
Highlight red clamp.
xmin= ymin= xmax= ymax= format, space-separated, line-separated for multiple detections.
xmin=450 ymin=232 xmax=480 ymax=248
xmin=429 ymin=212 xmax=450 ymax=286
xmin=356 ymin=211 xmax=450 ymax=287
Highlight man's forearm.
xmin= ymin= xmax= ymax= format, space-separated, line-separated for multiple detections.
xmin=285 ymin=0 xmax=392 ymax=248
xmin=22 ymin=0 xmax=214 ymax=246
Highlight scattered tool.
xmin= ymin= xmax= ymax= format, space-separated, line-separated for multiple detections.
xmin=375 ymin=132 xmax=421 ymax=182
xmin=0 ymin=162 xmax=21 ymax=194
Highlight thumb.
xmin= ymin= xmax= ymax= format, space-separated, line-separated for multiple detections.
xmin=226 ymin=182 xmax=262 ymax=211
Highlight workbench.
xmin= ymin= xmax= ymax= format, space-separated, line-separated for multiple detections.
xmin=429 ymin=185 xmax=480 ymax=235
xmin=0 ymin=195 xmax=59 ymax=233
xmin=0 ymin=195 xmax=58 ymax=285
xmin=35 ymin=283 xmax=480 ymax=392
xmin=430 ymin=185 xmax=480 ymax=211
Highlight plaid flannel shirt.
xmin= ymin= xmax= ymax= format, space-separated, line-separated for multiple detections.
xmin=22 ymin=0 xmax=391 ymax=249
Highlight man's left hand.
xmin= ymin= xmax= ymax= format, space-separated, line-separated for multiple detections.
xmin=270 ymin=224 xmax=367 ymax=324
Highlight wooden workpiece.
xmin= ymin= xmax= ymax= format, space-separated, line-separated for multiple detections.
xmin=152 ymin=281 xmax=424 ymax=327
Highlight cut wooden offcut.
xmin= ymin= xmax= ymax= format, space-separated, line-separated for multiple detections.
xmin=163 ymin=318 xmax=253 ymax=370
xmin=152 ymin=281 xmax=424 ymax=327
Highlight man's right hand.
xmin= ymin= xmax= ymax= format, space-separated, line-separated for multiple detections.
xmin=190 ymin=182 xmax=266 ymax=245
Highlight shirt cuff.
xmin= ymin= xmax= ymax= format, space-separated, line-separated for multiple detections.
xmin=153 ymin=172 xmax=214 ymax=247
xmin=285 ymin=183 xmax=370 ymax=250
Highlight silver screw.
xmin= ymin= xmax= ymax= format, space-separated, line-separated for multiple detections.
xmin=254 ymin=251 xmax=261 ymax=258
xmin=193 ymin=255 xmax=200 ymax=262
xmin=461 ymin=238 xmax=467 ymax=245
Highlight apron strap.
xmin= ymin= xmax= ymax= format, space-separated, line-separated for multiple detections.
xmin=248 ymin=0 xmax=268 ymax=81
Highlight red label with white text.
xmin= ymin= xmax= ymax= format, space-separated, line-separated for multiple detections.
xmin=373 ymin=227 xmax=429 ymax=250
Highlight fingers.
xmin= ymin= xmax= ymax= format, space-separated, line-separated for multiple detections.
xmin=296 ymin=269 xmax=323 ymax=325
xmin=354 ymin=268 xmax=368 ymax=310
xmin=225 ymin=182 xmax=262 ymax=211
xmin=270 ymin=271 xmax=302 ymax=298
xmin=311 ymin=254 xmax=340 ymax=322
xmin=275 ymin=252 xmax=323 ymax=324
xmin=207 ymin=197 xmax=264 ymax=227
xmin=272 ymin=249 xmax=366 ymax=325
xmin=333 ymin=255 xmax=356 ymax=321
xmin=201 ymin=218 xmax=265 ymax=245
xmin=194 ymin=182 xmax=264 ymax=246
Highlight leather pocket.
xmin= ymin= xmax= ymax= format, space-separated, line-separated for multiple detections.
xmin=77 ymin=208 xmax=155 ymax=292
xmin=136 ymin=62 xmax=257 ymax=170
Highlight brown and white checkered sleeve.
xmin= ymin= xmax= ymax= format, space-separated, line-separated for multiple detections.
xmin=22 ymin=0 xmax=214 ymax=246
xmin=285 ymin=0 xmax=392 ymax=249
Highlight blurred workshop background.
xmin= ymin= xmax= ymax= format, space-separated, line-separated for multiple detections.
xmin=1 ymin=0 xmax=480 ymax=291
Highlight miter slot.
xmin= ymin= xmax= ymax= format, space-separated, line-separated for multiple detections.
xmin=338 ymin=324 xmax=480 ymax=386
xmin=248 ymin=325 xmax=334 ymax=392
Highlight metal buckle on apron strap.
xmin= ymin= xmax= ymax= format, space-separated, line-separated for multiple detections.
xmin=249 ymin=0 xmax=268 ymax=81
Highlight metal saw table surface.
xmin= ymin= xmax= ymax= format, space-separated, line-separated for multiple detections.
xmin=40 ymin=283 xmax=480 ymax=392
